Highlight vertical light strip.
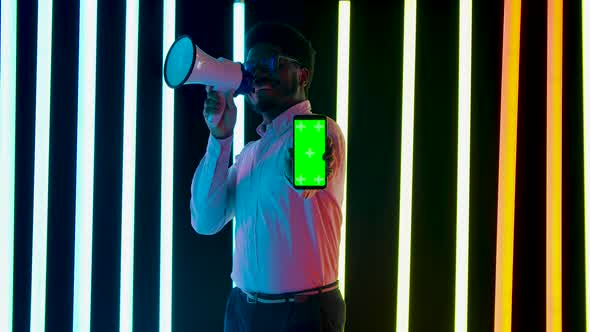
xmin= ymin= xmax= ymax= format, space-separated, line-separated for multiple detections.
xmin=30 ymin=0 xmax=53 ymax=331
xmin=73 ymin=0 xmax=97 ymax=332
xmin=455 ymin=0 xmax=472 ymax=331
xmin=336 ymin=0 xmax=350 ymax=300
xmin=546 ymin=1 xmax=563 ymax=331
xmin=396 ymin=0 xmax=417 ymax=331
xmin=159 ymin=0 xmax=175 ymax=330
xmin=0 ymin=0 xmax=17 ymax=331
xmin=73 ymin=0 xmax=98 ymax=330
xmin=584 ymin=0 xmax=590 ymax=330
xmin=232 ymin=0 xmax=245 ymax=289
xmin=494 ymin=0 xmax=521 ymax=331
xmin=119 ymin=0 xmax=139 ymax=331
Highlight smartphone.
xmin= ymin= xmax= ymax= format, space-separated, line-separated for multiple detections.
xmin=293 ymin=114 xmax=327 ymax=189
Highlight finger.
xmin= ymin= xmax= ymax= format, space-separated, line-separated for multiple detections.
xmin=326 ymin=135 xmax=333 ymax=146
xmin=226 ymin=90 xmax=237 ymax=109
xmin=205 ymin=113 xmax=222 ymax=126
xmin=204 ymin=109 xmax=221 ymax=125
xmin=302 ymin=189 xmax=319 ymax=200
xmin=326 ymin=142 xmax=334 ymax=152
xmin=207 ymin=90 xmax=221 ymax=101
xmin=204 ymin=100 xmax=221 ymax=113
xmin=204 ymin=97 xmax=220 ymax=106
xmin=204 ymin=97 xmax=220 ymax=110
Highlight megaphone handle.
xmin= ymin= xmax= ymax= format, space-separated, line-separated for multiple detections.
xmin=208 ymin=86 xmax=233 ymax=126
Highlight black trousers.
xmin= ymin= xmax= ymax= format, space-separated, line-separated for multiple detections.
xmin=223 ymin=286 xmax=346 ymax=332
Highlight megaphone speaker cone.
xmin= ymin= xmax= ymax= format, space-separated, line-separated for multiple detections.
xmin=164 ymin=35 xmax=195 ymax=88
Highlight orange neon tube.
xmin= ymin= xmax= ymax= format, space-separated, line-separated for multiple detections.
xmin=494 ymin=0 xmax=521 ymax=331
xmin=546 ymin=0 xmax=563 ymax=331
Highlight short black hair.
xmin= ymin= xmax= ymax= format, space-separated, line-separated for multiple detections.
xmin=246 ymin=22 xmax=316 ymax=95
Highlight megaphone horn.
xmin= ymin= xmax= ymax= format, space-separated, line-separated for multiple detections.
xmin=163 ymin=35 xmax=253 ymax=95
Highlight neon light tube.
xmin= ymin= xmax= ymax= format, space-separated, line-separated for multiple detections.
xmin=159 ymin=0 xmax=175 ymax=330
xmin=455 ymin=0 xmax=473 ymax=331
xmin=396 ymin=0 xmax=417 ymax=331
xmin=30 ymin=0 xmax=54 ymax=331
xmin=336 ymin=0 xmax=350 ymax=300
xmin=583 ymin=0 xmax=590 ymax=329
xmin=546 ymin=0 xmax=563 ymax=331
xmin=119 ymin=0 xmax=140 ymax=331
xmin=494 ymin=0 xmax=521 ymax=330
xmin=73 ymin=0 xmax=98 ymax=330
xmin=232 ymin=0 xmax=245 ymax=288
xmin=0 ymin=0 xmax=17 ymax=331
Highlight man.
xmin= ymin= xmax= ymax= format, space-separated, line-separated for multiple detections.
xmin=190 ymin=22 xmax=346 ymax=332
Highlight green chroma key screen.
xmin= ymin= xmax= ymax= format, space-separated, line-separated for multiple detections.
xmin=293 ymin=115 xmax=327 ymax=189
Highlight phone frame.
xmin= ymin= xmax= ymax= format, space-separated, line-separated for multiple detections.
xmin=292 ymin=114 xmax=328 ymax=190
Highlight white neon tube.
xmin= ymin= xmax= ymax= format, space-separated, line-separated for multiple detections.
xmin=30 ymin=0 xmax=54 ymax=331
xmin=336 ymin=0 xmax=350 ymax=300
xmin=232 ymin=1 xmax=245 ymax=289
xmin=455 ymin=0 xmax=473 ymax=331
xmin=396 ymin=0 xmax=417 ymax=331
xmin=73 ymin=0 xmax=98 ymax=330
xmin=0 ymin=0 xmax=17 ymax=331
xmin=159 ymin=0 xmax=175 ymax=331
xmin=119 ymin=0 xmax=140 ymax=331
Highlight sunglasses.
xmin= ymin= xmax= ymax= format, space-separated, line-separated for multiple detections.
xmin=243 ymin=55 xmax=302 ymax=74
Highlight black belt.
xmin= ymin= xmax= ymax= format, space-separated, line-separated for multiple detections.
xmin=240 ymin=280 xmax=339 ymax=304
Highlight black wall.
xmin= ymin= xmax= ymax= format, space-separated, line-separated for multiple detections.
xmin=11 ymin=0 xmax=585 ymax=331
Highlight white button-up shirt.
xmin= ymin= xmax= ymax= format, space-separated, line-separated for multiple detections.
xmin=190 ymin=100 xmax=346 ymax=294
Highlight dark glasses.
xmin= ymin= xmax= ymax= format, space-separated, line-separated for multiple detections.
xmin=243 ymin=55 xmax=302 ymax=74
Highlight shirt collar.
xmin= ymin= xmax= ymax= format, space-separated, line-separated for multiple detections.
xmin=256 ymin=100 xmax=312 ymax=138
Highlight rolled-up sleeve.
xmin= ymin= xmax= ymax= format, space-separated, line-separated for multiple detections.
xmin=190 ymin=133 xmax=240 ymax=235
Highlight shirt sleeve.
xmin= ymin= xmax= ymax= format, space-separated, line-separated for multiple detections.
xmin=190 ymin=133 xmax=241 ymax=235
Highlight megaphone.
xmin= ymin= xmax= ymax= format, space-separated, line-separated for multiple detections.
xmin=163 ymin=35 xmax=253 ymax=95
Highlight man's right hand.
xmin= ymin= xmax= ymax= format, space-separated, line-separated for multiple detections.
xmin=203 ymin=86 xmax=237 ymax=139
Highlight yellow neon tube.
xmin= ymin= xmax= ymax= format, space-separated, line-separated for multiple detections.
xmin=546 ymin=0 xmax=563 ymax=331
xmin=494 ymin=0 xmax=521 ymax=331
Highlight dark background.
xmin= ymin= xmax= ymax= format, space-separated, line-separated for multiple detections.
xmin=10 ymin=0 xmax=585 ymax=331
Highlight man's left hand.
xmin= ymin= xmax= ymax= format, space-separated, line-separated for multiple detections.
xmin=323 ymin=135 xmax=335 ymax=180
xmin=285 ymin=134 xmax=336 ymax=191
